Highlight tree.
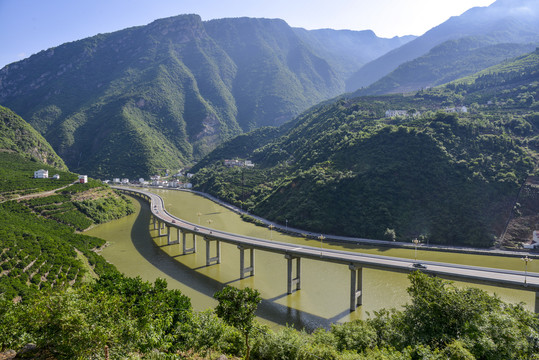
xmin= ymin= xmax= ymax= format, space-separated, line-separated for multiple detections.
xmin=384 ymin=228 xmax=396 ymax=241
xmin=214 ymin=286 xmax=261 ymax=360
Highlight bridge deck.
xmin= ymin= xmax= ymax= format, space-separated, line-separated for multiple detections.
xmin=115 ymin=186 xmax=539 ymax=311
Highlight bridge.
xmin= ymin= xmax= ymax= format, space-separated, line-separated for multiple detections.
xmin=115 ymin=186 xmax=539 ymax=312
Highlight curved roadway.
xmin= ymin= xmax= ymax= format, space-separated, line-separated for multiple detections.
xmin=115 ymin=187 xmax=539 ymax=292
xmin=115 ymin=186 xmax=539 ymax=304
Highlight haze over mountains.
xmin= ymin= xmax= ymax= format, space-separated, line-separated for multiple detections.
xmin=348 ymin=0 xmax=539 ymax=92
xmin=0 ymin=0 xmax=538 ymax=179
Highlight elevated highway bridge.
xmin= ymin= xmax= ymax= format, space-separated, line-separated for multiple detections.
xmin=115 ymin=186 xmax=539 ymax=312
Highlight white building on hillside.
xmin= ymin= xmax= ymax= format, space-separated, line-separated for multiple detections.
xmin=385 ymin=110 xmax=408 ymax=117
xmin=523 ymin=230 xmax=539 ymax=249
xmin=34 ymin=169 xmax=49 ymax=178
xmin=78 ymin=175 xmax=88 ymax=184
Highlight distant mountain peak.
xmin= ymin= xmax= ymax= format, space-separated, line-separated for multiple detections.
xmin=346 ymin=0 xmax=539 ymax=91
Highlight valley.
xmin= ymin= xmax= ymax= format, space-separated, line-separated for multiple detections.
xmin=88 ymin=188 xmax=538 ymax=329
xmin=1 ymin=0 xmax=539 ymax=358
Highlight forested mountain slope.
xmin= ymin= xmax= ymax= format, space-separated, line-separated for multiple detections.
xmin=192 ymin=49 xmax=539 ymax=247
xmin=354 ymin=38 xmax=537 ymax=96
xmin=346 ymin=0 xmax=539 ymax=92
xmin=0 ymin=15 xmax=409 ymax=179
xmin=0 ymin=106 xmax=67 ymax=170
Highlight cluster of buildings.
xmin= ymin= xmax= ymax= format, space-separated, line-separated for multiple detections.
xmin=102 ymin=176 xmax=192 ymax=189
xmin=224 ymin=159 xmax=255 ymax=168
xmin=34 ymin=169 xmax=59 ymax=179
xmin=384 ymin=106 xmax=468 ymax=118
xmin=33 ymin=169 xmax=87 ymax=183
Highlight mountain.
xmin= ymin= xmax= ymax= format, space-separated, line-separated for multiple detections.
xmin=354 ymin=38 xmax=537 ymax=96
xmin=192 ymin=49 xmax=539 ymax=247
xmin=0 ymin=15 xmax=409 ymax=179
xmin=346 ymin=0 xmax=539 ymax=92
xmin=292 ymin=28 xmax=415 ymax=80
xmin=0 ymin=106 xmax=67 ymax=170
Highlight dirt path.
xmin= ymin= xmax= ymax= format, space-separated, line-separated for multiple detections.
xmin=0 ymin=180 xmax=78 ymax=204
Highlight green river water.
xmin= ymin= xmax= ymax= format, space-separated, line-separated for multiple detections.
xmin=86 ymin=188 xmax=538 ymax=330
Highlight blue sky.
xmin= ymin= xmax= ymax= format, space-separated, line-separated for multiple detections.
xmin=0 ymin=0 xmax=495 ymax=68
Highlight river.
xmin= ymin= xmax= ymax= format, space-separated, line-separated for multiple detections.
xmin=86 ymin=188 xmax=538 ymax=330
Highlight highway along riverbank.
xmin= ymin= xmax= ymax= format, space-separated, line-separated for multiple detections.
xmin=86 ymin=188 xmax=538 ymax=330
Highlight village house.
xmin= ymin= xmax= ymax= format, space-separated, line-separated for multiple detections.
xmin=152 ymin=179 xmax=168 ymax=187
xmin=523 ymin=230 xmax=539 ymax=250
xmin=78 ymin=175 xmax=88 ymax=184
xmin=34 ymin=169 xmax=49 ymax=179
xmin=385 ymin=110 xmax=408 ymax=117
xmin=52 ymin=174 xmax=60 ymax=180
xmin=224 ymin=159 xmax=255 ymax=168
xmin=444 ymin=106 xmax=468 ymax=113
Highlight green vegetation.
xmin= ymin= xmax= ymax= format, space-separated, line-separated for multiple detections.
xmin=214 ymin=286 xmax=261 ymax=360
xmin=1 ymin=272 xmax=538 ymax=359
xmin=0 ymin=152 xmax=77 ymax=201
xmin=193 ymin=49 xmax=539 ymax=247
xmin=0 ymin=275 xmax=192 ymax=359
xmin=0 ymin=106 xmax=67 ymax=170
xmin=0 ymin=200 xmax=113 ymax=300
xmin=0 ymin=152 xmax=134 ymax=299
xmin=0 ymin=91 xmax=537 ymax=358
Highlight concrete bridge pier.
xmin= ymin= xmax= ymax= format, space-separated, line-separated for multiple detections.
xmin=285 ymin=255 xmax=301 ymax=294
xmin=238 ymin=245 xmax=255 ymax=279
xmin=166 ymin=226 xmax=172 ymax=244
xmin=205 ymin=237 xmax=221 ymax=266
xmin=177 ymin=228 xmax=181 ymax=244
xmin=153 ymin=216 xmax=157 ymax=230
xmin=349 ymin=264 xmax=363 ymax=311
xmin=183 ymin=233 xmax=197 ymax=254
xmin=158 ymin=221 xmax=163 ymax=236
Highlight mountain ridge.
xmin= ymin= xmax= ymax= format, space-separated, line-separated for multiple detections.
xmin=354 ymin=38 xmax=537 ymax=96
xmin=346 ymin=0 xmax=539 ymax=92
xmin=0 ymin=14 xmax=411 ymax=178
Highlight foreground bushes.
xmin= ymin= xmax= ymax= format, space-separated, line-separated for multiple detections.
xmin=1 ymin=272 xmax=538 ymax=359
